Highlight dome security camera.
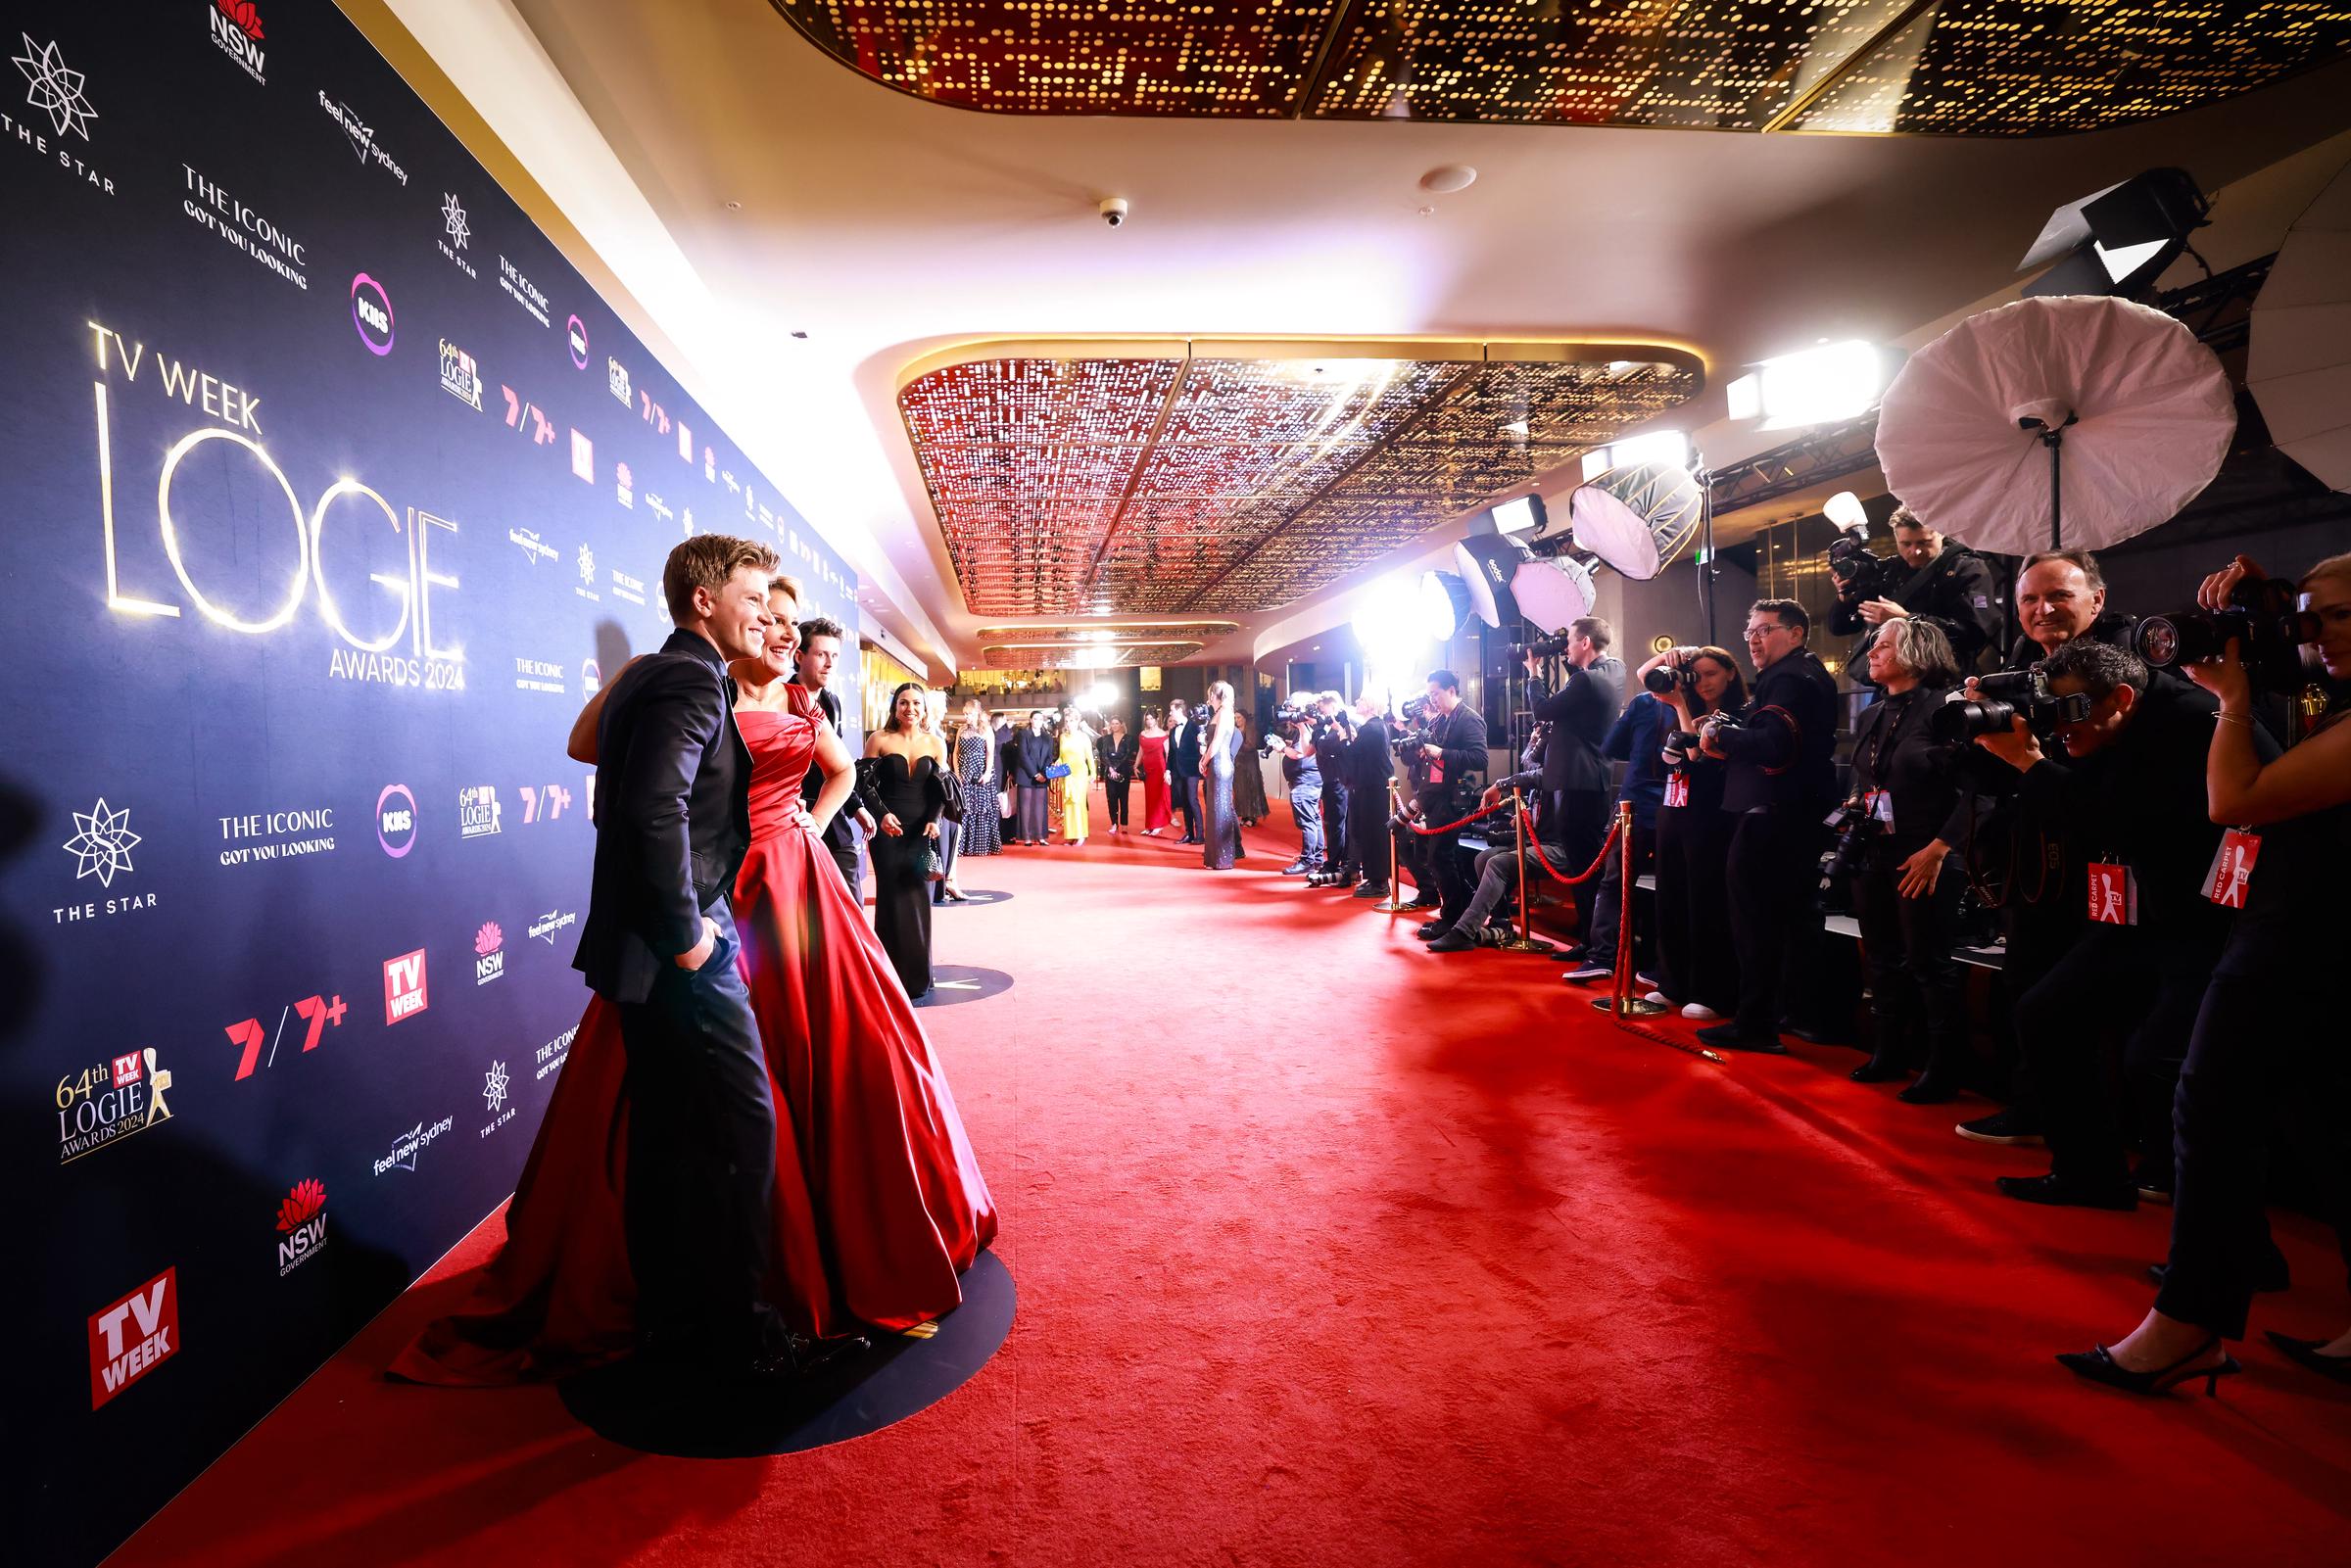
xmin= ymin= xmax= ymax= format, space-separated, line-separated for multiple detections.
xmin=1099 ymin=197 xmax=1128 ymax=229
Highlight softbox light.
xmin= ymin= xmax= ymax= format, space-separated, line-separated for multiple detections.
xmin=2020 ymin=166 xmax=2208 ymax=301
xmin=1454 ymin=536 xmax=1534 ymax=628
xmin=1567 ymin=462 xmax=1704 ymax=581
xmin=1509 ymin=556 xmax=1597 ymax=635
xmin=1417 ymin=570 xmax=1474 ymax=641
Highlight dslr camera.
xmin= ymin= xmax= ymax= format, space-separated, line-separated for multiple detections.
xmin=1509 ymin=634 xmax=1571 ymax=659
xmin=2135 ymin=576 xmax=2321 ymax=693
xmin=1928 ymin=665 xmax=2092 ymax=743
xmin=1644 ymin=661 xmax=1697 ymax=699
xmin=1827 ymin=531 xmax=1903 ymax=604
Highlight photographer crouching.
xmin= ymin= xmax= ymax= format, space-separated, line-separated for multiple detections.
xmin=1964 ymin=638 xmax=2277 ymax=1212
xmin=2060 ymin=552 xmax=2351 ymax=1395
xmin=1695 ymin=599 xmax=1840 ymax=1054
xmin=1829 ymin=504 xmax=2003 ymax=676
xmin=1842 ymin=620 xmax=1985 ymax=1102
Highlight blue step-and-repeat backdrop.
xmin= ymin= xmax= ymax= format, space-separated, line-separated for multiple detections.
xmin=0 ymin=5 xmax=860 ymax=1561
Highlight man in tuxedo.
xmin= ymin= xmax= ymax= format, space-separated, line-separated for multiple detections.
xmin=1346 ymin=690 xmax=1396 ymax=899
xmin=1528 ymin=617 xmax=1625 ymax=948
xmin=792 ymin=615 xmax=867 ymax=891
xmin=573 ymin=535 xmax=810 ymax=1380
xmin=1167 ymin=697 xmax=1204 ymax=844
xmin=1413 ymin=670 xmax=1490 ymax=937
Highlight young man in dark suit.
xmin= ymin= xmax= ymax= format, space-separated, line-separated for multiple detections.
xmin=572 ymin=534 xmax=828 ymax=1382
xmin=792 ymin=615 xmax=867 ymax=891
xmin=1167 ymin=698 xmax=1204 ymax=844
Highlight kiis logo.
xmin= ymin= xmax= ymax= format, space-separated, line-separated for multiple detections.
xmin=458 ymin=784 xmax=502 ymax=839
xmin=473 ymin=921 xmax=504 ymax=984
xmin=89 ymin=1268 xmax=178 ymax=1409
xmin=383 ymin=948 xmax=428 ymax=1023
xmin=566 ymin=313 xmax=589 ymax=369
xmin=57 ymin=1048 xmax=175 ymax=1165
xmin=350 ymin=273 xmax=393 ymax=355
xmin=439 ymin=339 xmax=482 ymax=409
xmin=208 ymin=2 xmax=265 ymax=85
xmin=376 ymin=783 xmax=417 ymax=857
xmin=275 ymin=1178 xmax=327 ymax=1277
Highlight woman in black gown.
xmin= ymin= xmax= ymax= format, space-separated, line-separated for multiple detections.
xmin=1201 ymin=679 xmax=1245 ymax=870
xmin=863 ymin=682 xmax=945 ymax=998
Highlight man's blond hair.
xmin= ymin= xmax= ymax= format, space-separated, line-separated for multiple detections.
xmin=662 ymin=535 xmax=777 ymax=621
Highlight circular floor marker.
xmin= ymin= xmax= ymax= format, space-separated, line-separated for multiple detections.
xmin=557 ymin=1251 xmax=1015 ymax=1457
xmin=934 ymin=888 xmax=1014 ymax=908
xmin=912 ymin=965 xmax=1014 ymax=1007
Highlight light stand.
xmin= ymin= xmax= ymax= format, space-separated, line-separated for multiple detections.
xmin=2018 ymin=410 xmax=2079 ymax=549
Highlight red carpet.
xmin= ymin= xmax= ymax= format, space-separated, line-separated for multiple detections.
xmin=110 ymin=825 xmax=2351 ymax=1566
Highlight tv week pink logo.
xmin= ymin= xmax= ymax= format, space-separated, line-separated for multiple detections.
xmin=89 ymin=1267 xmax=179 ymax=1409
xmin=383 ymin=948 xmax=428 ymax=1023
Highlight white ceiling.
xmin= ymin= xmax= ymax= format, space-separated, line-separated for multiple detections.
xmin=372 ymin=0 xmax=2351 ymax=675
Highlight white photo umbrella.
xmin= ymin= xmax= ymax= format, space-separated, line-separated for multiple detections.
xmin=2248 ymin=154 xmax=2351 ymax=492
xmin=1874 ymin=295 xmax=2235 ymax=554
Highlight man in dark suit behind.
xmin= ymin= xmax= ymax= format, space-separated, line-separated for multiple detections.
xmin=1167 ymin=698 xmax=1204 ymax=843
xmin=1529 ymin=616 xmax=1625 ymax=946
xmin=1413 ymin=670 xmax=1490 ymax=936
xmin=1346 ymin=690 xmax=1396 ymax=898
xmin=572 ymin=534 xmax=796 ymax=1377
xmin=792 ymin=615 xmax=865 ymax=891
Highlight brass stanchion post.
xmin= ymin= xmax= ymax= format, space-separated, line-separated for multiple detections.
xmin=1593 ymin=798 xmax=1668 ymax=1016
xmin=1372 ymin=778 xmax=1409 ymax=914
xmin=1495 ymin=785 xmax=1557 ymax=955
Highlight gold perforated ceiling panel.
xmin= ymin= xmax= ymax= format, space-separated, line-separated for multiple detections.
xmin=899 ymin=341 xmax=1703 ymax=624
xmin=769 ymin=0 xmax=2351 ymax=134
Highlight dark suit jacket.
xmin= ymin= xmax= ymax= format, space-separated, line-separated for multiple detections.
xmin=1169 ymin=718 xmax=1203 ymax=780
xmin=1348 ymin=715 xmax=1393 ymax=793
xmin=1097 ymin=733 xmax=1139 ymax=784
xmin=1533 ymin=656 xmax=1623 ymax=795
xmin=1421 ymin=702 xmax=1489 ymax=817
xmin=798 ymin=685 xmax=856 ymax=852
xmin=1715 ymin=648 xmax=1840 ymax=814
xmin=574 ymin=629 xmax=751 ymax=1003
xmin=1013 ymin=728 xmax=1058 ymax=788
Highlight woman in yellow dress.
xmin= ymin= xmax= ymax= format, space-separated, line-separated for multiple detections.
xmin=1056 ymin=704 xmax=1098 ymax=846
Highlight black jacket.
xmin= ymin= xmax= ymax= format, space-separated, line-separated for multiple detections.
xmin=1532 ymin=656 xmax=1624 ymax=795
xmin=574 ymin=629 xmax=752 ymax=1003
xmin=1168 ymin=717 xmax=1204 ymax=780
xmin=1348 ymin=714 xmax=1394 ymax=794
xmin=1848 ymin=683 xmax=1987 ymax=847
xmin=798 ymin=685 xmax=856 ymax=852
xmin=1097 ymin=732 xmax=1139 ymax=784
xmin=1832 ymin=546 xmax=2003 ymax=673
xmin=1714 ymin=649 xmax=1840 ymax=814
xmin=1419 ymin=702 xmax=1489 ymax=818
xmin=1013 ymin=728 xmax=1058 ymax=787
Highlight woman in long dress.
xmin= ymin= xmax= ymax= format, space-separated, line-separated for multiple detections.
xmin=392 ymin=589 xmax=993 ymax=1380
xmin=949 ymin=698 xmax=1000 ymax=870
xmin=1201 ymin=680 xmax=1245 ymax=870
xmin=1057 ymin=704 xmax=1096 ymax=845
xmin=865 ymin=683 xmax=946 ymax=998
xmin=1232 ymin=713 xmax=1270 ymax=826
xmin=1138 ymin=710 xmax=1173 ymax=835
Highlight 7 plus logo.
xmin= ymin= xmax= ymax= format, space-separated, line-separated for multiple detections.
xmin=500 ymin=384 xmax=555 ymax=446
xmin=224 ymin=994 xmax=348 ymax=1081
xmin=519 ymin=784 xmax=573 ymax=823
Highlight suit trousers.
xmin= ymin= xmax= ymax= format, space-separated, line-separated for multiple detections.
xmin=828 ymin=838 xmax=860 ymax=895
xmin=1586 ymin=820 xmax=1655 ymax=971
xmin=1431 ymin=829 xmax=1475 ymax=927
xmin=1175 ymin=773 xmax=1203 ymax=841
xmin=1655 ymin=803 xmax=1736 ymax=1016
xmin=1728 ymin=807 xmax=1826 ymax=1038
xmin=1559 ymin=789 xmax=1613 ymax=946
xmin=1853 ymin=837 xmax=1967 ymax=1079
xmin=1105 ymin=780 xmax=1131 ymax=828
xmin=1350 ymin=781 xmax=1392 ymax=887
xmin=614 ymin=902 xmax=787 ymax=1360
xmin=1321 ymin=781 xmax=1350 ymax=870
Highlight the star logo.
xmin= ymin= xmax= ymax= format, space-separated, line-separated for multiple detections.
xmin=63 ymin=798 xmax=140 ymax=888
xmin=13 ymin=33 xmax=96 ymax=140
xmin=441 ymin=192 xmax=469 ymax=251
xmin=577 ymin=544 xmax=595 ymax=584
xmin=482 ymin=1060 xmax=509 ymax=1114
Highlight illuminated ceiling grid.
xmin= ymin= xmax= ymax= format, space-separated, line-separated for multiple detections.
xmin=900 ymin=347 xmax=1703 ymax=625
xmin=770 ymin=0 xmax=2351 ymax=134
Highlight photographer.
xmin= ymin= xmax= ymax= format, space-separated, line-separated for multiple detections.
xmin=1311 ymin=693 xmax=1358 ymax=886
xmin=1564 ymin=668 xmax=1671 ymax=985
xmin=1412 ymin=671 xmax=1490 ymax=938
xmin=1346 ymin=690 xmax=1397 ymax=900
xmin=2060 ymin=552 xmax=2351 ymax=1395
xmin=1843 ymin=620 xmax=1985 ymax=1103
xmin=1524 ymin=618 xmax=1625 ymax=951
xmin=1696 ymin=599 xmax=1839 ymax=1054
xmin=1641 ymin=645 xmax=1746 ymax=1021
xmin=1953 ymin=547 xmax=2142 ymax=1148
xmin=1264 ymin=705 xmax=1326 ymax=876
xmin=1830 ymin=506 xmax=2002 ymax=675
xmin=1425 ymin=728 xmax=1577 ymax=954
xmin=1969 ymin=639 xmax=2276 ymax=1212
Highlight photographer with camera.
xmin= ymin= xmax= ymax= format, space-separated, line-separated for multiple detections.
xmin=1410 ymin=671 xmax=1490 ymax=938
xmin=1563 ymin=663 xmax=1672 ymax=985
xmin=1639 ymin=646 xmax=1747 ymax=1021
xmin=1694 ymin=600 xmax=1840 ymax=1054
xmin=1520 ymin=619 xmax=1625 ymax=954
xmin=1965 ymin=637 xmax=2277 ymax=1212
xmin=1311 ymin=693 xmax=1359 ymax=887
xmin=1830 ymin=505 xmax=2002 ymax=677
xmin=1263 ymin=701 xmax=1327 ymax=876
xmin=2059 ymin=552 xmax=2351 ymax=1395
xmin=1346 ymin=690 xmax=1398 ymax=900
xmin=1838 ymin=620 xmax=1986 ymax=1102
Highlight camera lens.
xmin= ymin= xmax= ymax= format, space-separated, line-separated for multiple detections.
xmin=1642 ymin=666 xmax=1680 ymax=695
xmin=1929 ymin=697 xmax=2015 ymax=743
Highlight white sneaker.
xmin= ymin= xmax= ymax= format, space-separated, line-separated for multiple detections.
xmin=1679 ymin=1003 xmax=1721 ymax=1022
xmin=1644 ymin=990 xmax=1672 ymax=1006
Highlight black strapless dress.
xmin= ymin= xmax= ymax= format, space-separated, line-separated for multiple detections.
xmin=867 ymin=751 xmax=942 ymax=997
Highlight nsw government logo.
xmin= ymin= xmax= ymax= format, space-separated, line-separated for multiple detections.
xmin=274 ymin=1178 xmax=327 ymax=1277
xmin=373 ymin=1115 xmax=453 ymax=1176
xmin=473 ymin=921 xmax=504 ymax=984
xmin=376 ymin=784 xmax=417 ymax=857
xmin=207 ymin=3 xmax=266 ymax=84
xmin=89 ymin=1268 xmax=179 ymax=1410
xmin=57 ymin=1048 xmax=175 ymax=1166
xmin=458 ymin=784 xmax=502 ymax=839
xmin=350 ymin=272 xmax=393 ymax=355
xmin=383 ymin=947 xmax=428 ymax=1024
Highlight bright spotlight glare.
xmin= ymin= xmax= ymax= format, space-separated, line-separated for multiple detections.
xmin=1580 ymin=449 xmax=1612 ymax=482
xmin=1754 ymin=340 xmax=1885 ymax=430
xmin=1608 ymin=430 xmax=1689 ymax=471
xmin=1085 ymin=681 xmax=1119 ymax=707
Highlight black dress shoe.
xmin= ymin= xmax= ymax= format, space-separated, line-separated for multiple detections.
xmin=1695 ymin=1022 xmax=1786 ymax=1055
xmin=2057 ymin=1337 xmax=2239 ymax=1398
xmin=1352 ymin=881 xmax=1389 ymax=899
xmin=2266 ymin=1332 xmax=2351 ymax=1384
xmin=1897 ymin=1075 xmax=1963 ymax=1105
xmin=1415 ymin=921 xmax=1449 ymax=940
xmin=1849 ymin=1057 xmax=1906 ymax=1083
xmin=1996 ymin=1173 xmax=2136 ymax=1211
xmin=1282 ymin=859 xmax=1313 ymax=876
xmin=1426 ymin=929 xmax=1475 ymax=953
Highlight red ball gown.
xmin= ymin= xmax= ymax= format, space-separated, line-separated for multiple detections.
xmin=391 ymin=685 xmax=995 ymax=1384
xmin=1138 ymin=731 xmax=1172 ymax=832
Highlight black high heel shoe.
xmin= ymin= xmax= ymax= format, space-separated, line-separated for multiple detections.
xmin=2057 ymin=1335 xmax=2241 ymax=1397
xmin=2265 ymin=1331 xmax=2351 ymax=1385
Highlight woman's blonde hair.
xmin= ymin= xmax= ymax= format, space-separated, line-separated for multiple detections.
xmin=2300 ymin=553 xmax=2351 ymax=595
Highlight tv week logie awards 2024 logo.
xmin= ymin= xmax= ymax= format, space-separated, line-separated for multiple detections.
xmin=57 ymin=1048 xmax=175 ymax=1165
xmin=383 ymin=948 xmax=428 ymax=1024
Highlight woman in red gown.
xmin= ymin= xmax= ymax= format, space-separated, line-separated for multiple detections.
xmin=392 ymin=594 xmax=995 ymax=1383
xmin=1138 ymin=710 xmax=1173 ymax=835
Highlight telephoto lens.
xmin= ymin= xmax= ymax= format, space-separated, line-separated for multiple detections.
xmin=1643 ymin=664 xmax=1686 ymax=696
xmin=2135 ymin=577 xmax=2319 ymax=691
xmin=1929 ymin=694 xmax=2018 ymax=743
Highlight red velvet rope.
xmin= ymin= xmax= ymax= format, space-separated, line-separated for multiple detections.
xmin=1517 ymin=811 xmax=1621 ymax=887
xmin=1405 ymin=796 xmax=1516 ymax=836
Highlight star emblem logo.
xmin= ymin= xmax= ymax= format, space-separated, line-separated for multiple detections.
xmin=578 ymin=544 xmax=595 ymax=584
xmin=13 ymin=33 xmax=96 ymax=140
xmin=482 ymin=1060 xmax=509 ymax=1114
xmin=441 ymin=192 xmax=470 ymax=251
xmin=63 ymin=797 xmax=140 ymax=887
